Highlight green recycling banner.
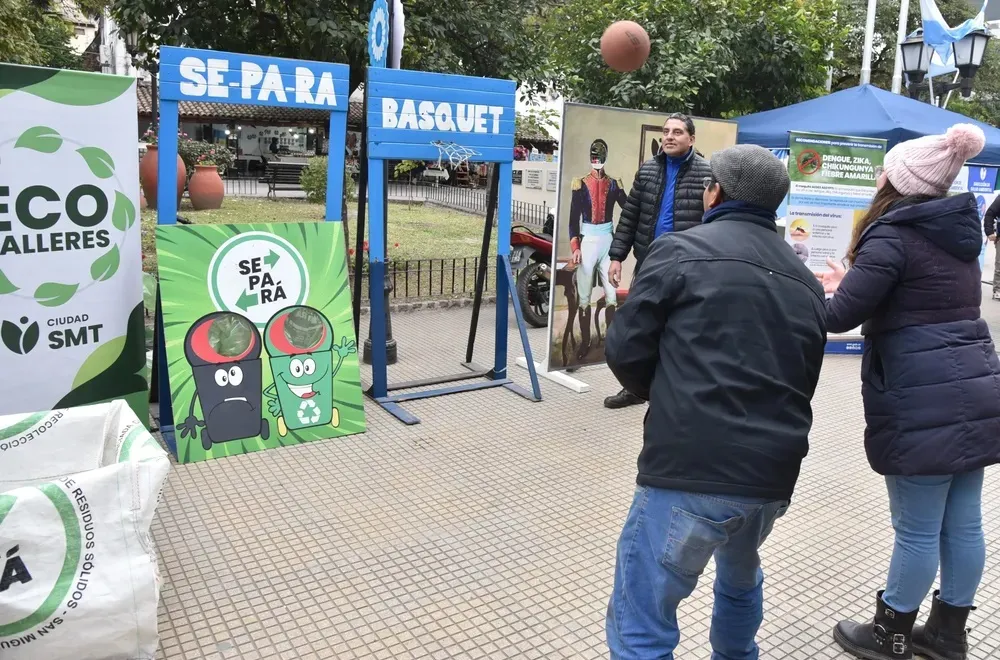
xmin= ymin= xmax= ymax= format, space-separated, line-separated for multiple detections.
xmin=0 ymin=64 xmax=148 ymax=421
xmin=156 ymin=222 xmax=366 ymax=463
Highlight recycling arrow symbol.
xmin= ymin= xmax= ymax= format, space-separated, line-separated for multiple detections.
xmin=236 ymin=289 xmax=258 ymax=311
xmin=263 ymin=250 xmax=280 ymax=268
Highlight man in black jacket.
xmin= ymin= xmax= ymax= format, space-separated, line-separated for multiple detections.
xmin=603 ymin=144 xmax=827 ymax=660
xmin=604 ymin=113 xmax=711 ymax=409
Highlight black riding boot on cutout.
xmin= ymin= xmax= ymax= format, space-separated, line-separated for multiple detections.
xmin=834 ymin=591 xmax=919 ymax=660
xmin=912 ymin=590 xmax=975 ymax=660
xmin=576 ymin=307 xmax=592 ymax=361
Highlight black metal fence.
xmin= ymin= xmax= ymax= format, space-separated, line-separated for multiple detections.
xmin=223 ymin=172 xmax=259 ymax=196
xmin=385 ymin=180 xmax=551 ymax=228
xmin=349 ymin=257 xmax=498 ymax=302
xmin=219 ymin=172 xmax=551 ymax=228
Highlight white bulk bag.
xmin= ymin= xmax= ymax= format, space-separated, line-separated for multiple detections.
xmin=0 ymin=400 xmax=169 ymax=660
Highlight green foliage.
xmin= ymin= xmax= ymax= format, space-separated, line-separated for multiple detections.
xmin=106 ymin=0 xmax=549 ymax=96
xmin=394 ymin=160 xmax=422 ymax=178
xmin=300 ymin=157 xmax=354 ymax=205
xmin=831 ymin=0 xmax=1000 ymax=125
xmin=301 ymin=157 xmax=329 ymax=204
xmin=515 ymin=107 xmax=559 ymax=140
xmin=191 ymin=143 xmax=236 ymax=175
xmin=831 ymin=0 xmax=971 ymax=91
xmin=178 ymin=139 xmax=233 ymax=177
xmin=538 ymin=0 xmax=843 ymax=117
xmin=0 ymin=0 xmax=84 ymax=70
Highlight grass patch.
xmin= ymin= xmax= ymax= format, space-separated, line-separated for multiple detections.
xmin=141 ymin=198 xmax=498 ymax=275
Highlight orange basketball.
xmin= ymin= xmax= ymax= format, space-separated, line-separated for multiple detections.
xmin=600 ymin=21 xmax=650 ymax=73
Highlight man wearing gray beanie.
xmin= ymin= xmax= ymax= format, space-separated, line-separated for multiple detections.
xmin=604 ymin=144 xmax=828 ymax=659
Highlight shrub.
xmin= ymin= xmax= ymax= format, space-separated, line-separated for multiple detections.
xmin=301 ymin=157 xmax=356 ymax=204
xmin=179 ymin=140 xmax=234 ymax=177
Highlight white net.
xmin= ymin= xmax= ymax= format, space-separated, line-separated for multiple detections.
xmin=431 ymin=140 xmax=480 ymax=169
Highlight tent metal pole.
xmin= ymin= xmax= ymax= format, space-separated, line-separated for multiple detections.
xmin=942 ymin=71 xmax=961 ymax=109
xmin=860 ymin=0 xmax=879 ymax=85
xmin=891 ymin=0 xmax=910 ymax=94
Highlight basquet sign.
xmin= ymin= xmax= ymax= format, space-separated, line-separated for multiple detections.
xmin=366 ymin=67 xmax=516 ymax=164
xmin=0 ymin=64 xmax=148 ymax=421
xmin=362 ymin=66 xmax=540 ymax=422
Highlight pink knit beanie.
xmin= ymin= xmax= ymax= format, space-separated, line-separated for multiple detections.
xmin=884 ymin=124 xmax=986 ymax=196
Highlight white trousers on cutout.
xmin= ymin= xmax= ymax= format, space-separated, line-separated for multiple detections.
xmin=576 ymin=223 xmax=616 ymax=308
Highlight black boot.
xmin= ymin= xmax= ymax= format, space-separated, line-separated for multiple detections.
xmin=912 ymin=591 xmax=974 ymax=660
xmin=605 ymin=304 xmax=616 ymax=331
xmin=576 ymin=307 xmax=592 ymax=361
xmin=834 ymin=591 xmax=919 ymax=659
xmin=604 ymin=388 xmax=644 ymax=409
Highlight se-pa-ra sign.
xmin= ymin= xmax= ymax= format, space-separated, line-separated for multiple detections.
xmin=161 ymin=49 xmax=347 ymax=109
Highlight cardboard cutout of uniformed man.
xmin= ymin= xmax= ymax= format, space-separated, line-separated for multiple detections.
xmin=568 ymin=139 xmax=627 ymax=360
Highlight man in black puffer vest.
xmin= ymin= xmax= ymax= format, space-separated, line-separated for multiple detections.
xmin=604 ymin=113 xmax=712 ymax=409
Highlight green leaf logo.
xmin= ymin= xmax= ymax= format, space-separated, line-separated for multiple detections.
xmin=34 ymin=282 xmax=78 ymax=307
xmin=90 ymin=245 xmax=120 ymax=281
xmin=15 ymin=126 xmax=62 ymax=153
xmin=0 ymin=494 xmax=15 ymax=528
xmin=0 ymin=268 xmax=18 ymax=295
xmin=1 ymin=317 xmax=38 ymax=355
xmin=76 ymin=147 xmax=115 ymax=179
xmin=111 ymin=191 xmax=136 ymax=230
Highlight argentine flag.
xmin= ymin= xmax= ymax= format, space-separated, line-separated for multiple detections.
xmin=920 ymin=0 xmax=989 ymax=78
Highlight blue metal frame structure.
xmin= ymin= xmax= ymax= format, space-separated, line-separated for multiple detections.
xmin=153 ymin=46 xmax=350 ymax=454
xmin=365 ymin=67 xmax=542 ymax=424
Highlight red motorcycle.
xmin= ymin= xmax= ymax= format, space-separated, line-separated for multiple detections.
xmin=509 ymin=214 xmax=553 ymax=328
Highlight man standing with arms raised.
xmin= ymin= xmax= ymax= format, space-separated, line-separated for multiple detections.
xmin=603 ymin=113 xmax=711 ymax=409
xmin=604 ymin=145 xmax=827 ymax=659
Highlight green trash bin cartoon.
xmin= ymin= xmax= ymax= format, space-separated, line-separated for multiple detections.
xmin=263 ymin=306 xmax=357 ymax=437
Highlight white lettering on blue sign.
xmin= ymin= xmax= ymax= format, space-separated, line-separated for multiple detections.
xmin=381 ymin=98 xmax=505 ymax=134
xmin=178 ymin=56 xmax=338 ymax=107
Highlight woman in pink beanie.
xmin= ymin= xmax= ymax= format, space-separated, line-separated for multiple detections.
xmin=821 ymin=124 xmax=1000 ymax=660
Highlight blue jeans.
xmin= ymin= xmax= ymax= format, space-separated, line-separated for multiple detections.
xmin=606 ymin=486 xmax=790 ymax=660
xmin=882 ymin=469 xmax=986 ymax=612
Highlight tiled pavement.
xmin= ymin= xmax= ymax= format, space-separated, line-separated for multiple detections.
xmin=152 ymin=286 xmax=1000 ymax=660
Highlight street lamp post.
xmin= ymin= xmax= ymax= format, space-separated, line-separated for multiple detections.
xmin=124 ymin=30 xmax=159 ymax=126
xmin=901 ymin=28 xmax=991 ymax=105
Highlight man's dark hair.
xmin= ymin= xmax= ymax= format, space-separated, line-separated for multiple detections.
xmin=664 ymin=113 xmax=695 ymax=136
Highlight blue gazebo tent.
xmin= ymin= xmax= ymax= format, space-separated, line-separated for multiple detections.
xmin=736 ymin=84 xmax=1000 ymax=166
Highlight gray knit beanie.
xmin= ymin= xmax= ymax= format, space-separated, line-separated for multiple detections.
xmin=710 ymin=144 xmax=790 ymax=213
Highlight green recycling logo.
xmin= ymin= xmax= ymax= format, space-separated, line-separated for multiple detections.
xmin=0 ymin=484 xmax=81 ymax=639
xmin=0 ymin=125 xmax=136 ymax=308
xmin=207 ymin=231 xmax=310 ymax=328
xmin=1 ymin=316 xmax=39 ymax=355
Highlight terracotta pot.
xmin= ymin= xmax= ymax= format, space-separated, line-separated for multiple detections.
xmin=188 ymin=165 xmax=225 ymax=210
xmin=139 ymin=145 xmax=185 ymax=208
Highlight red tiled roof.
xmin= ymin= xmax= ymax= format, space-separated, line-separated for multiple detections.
xmin=137 ymin=81 xmax=364 ymax=127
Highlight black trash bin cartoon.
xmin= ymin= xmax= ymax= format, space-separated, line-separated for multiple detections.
xmin=178 ymin=311 xmax=270 ymax=451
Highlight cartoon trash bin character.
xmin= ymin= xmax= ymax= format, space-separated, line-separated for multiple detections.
xmin=263 ymin=306 xmax=357 ymax=437
xmin=179 ymin=312 xmax=270 ymax=451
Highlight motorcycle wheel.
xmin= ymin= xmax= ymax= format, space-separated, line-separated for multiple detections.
xmin=516 ymin=261 xmax=550 ymax=328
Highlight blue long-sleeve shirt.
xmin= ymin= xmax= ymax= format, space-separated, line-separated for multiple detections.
xmin=654 ymin=149 xmax=694 ymax=238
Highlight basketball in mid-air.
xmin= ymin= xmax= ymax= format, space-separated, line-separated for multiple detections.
xmin=600 ymin=21 xmax=650 ymax=73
